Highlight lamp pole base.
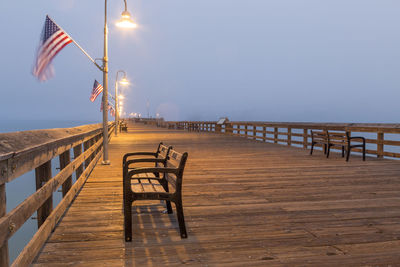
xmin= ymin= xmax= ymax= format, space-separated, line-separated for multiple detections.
xmin=101 ymin=160 xmax=111 ymax=165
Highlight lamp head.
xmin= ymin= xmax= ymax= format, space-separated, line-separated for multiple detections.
xmin=119 ymin=77 xmax=129 ymax=85
xmin=116 ymin=10 xmax=137 ymax=28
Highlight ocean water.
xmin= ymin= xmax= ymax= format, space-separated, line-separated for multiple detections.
xmin=0 ymin=119 xmax=99 ymax=263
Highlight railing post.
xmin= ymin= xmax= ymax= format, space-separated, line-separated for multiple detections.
xmin=226 ymin=122 xmax=232 ymax=134
xmin=263 ymin=126 xmax=266 ymax=142
xmin=84 ymin=140 xmax=91 ymax=169
xmin=287 ymin=128 xmax=292 ymax=146
xmin=303 ymin=129 xmax=308 ymax=148
xmin=274 ymin=127 xmax=278 ymax=143
xmin=377 ymin=132 xmax=384 ymax=158
xmin=73 ymin=144 xmax=84 ymax=180
xmin=35 ymin=161 xmax=53 ymax=228
xmin=59 ymin=150 xmax=72 ymax=197
xmin=253 ymin=125 xmax=256 ymax=140
xmin=216 ymin=123 xmax=221 ymax=133
xmin=245 ymin=125 xmax=248 ymax=138
xmin=0 ymin=183 xmax=9 ymax=267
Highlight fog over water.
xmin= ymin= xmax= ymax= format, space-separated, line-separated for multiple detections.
xmin=1 ymin=0 xmax=400 ymax=123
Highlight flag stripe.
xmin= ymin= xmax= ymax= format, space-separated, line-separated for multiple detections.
xmin=32 ymin=16 xmax=72 ymax=81
xmin=90 ymin=80 xmax=103 ymax=102
xmin=35 ymin=35 xmax=71 ymax=76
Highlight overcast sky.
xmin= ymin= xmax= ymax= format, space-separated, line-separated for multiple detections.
xmin=1 ymin=0 xmax=400 ymax=123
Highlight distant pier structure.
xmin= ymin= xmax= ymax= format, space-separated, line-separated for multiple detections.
xmin=1 ymin=119 xmax=400 ymax=266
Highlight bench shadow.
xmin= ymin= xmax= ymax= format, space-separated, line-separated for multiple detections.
xmin=123 ymin=201 xmax=206 ymax=266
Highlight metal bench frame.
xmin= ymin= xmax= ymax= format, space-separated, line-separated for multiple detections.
xmin=310 ymin=130 xmax=366 ymax=161
xmin=123 ymin=148 xmax=189 ymax=242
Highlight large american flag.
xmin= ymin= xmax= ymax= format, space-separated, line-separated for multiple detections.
xmin=32 ymin=15 xmax=72 ymax=81
xmin=90 ymin=80 xmax=103 ymax=102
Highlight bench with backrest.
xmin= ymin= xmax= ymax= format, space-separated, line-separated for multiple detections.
xmin=326 ymin=131 xmax=365 ymax=161
xmin=310 ymin=130 xmax=328 ymax=156
xmin=310 ymin=130 xmax=366 ymax=161
xmin=120 ymin=121 xmax=128 ymax=132
xmin=123 ymin=148 xmax=189 ymax=242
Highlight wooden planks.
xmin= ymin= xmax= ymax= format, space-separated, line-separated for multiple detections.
xmin=33 ymin=122 xmax=400 ymax=266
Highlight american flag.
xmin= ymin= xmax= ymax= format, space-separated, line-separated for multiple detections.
xmin=100 ymin=100 xmax=113 ymax=112
xmin=90 ymin=80 xmax=103 ymax=102
xmin=32 ymin=15 xmax=72 ymax=81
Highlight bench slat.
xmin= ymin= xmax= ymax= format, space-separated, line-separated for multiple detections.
xmin=131 ymin=179 xmax=144 ymax=193
xmin=140 ymin=179 xmax=155 ymax=192
xmin=149 ymin=179 xmax=165 ymax=192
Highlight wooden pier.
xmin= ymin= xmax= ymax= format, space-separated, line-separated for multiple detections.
xmin=28 ymin=122 xmax=400 ymax=266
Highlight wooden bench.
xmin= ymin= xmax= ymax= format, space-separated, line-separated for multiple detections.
xmin=310 ymin=130 xmax=328 ymax=156
xmin=120 ymin=121 xmax=128 ymax=132
xmin=310 ymin=130 xmax=366 ymax=161
xmin=123 ymin=148 xmax=189 ymax=242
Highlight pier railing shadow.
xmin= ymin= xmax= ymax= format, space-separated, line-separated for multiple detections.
xmin=0 ymin=123 xmax=115 ymax=267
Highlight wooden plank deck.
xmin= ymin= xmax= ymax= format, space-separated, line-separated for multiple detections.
xmin=33 ymin=122 xmax=400 ymax=266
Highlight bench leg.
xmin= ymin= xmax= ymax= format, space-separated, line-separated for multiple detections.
xmin=124 ymin=199 xmax=133 ymax=242
xmin=346 ymin=144 xmax=351 ymax=162
xmin=363 ymin=145 xmax=366 ymax=161
xmin=175 ymin=201 xmax=188 ymax=238
xmin=160 ymin=180 xmax=173 ymax=214
xmin=310 ymin=143 xmax=314 ymax=155
xmin=342 ymin=146 xmax=345 ymax=157
xmin=324 ymin=144 xmax=327 ymax=155
xmin=326 ymin=145 xmax=331 ymax=158
xmin=163 ymin=181 xmax=172 ymax=214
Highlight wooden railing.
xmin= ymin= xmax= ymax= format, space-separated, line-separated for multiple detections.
xmin=0 ymin=123 xmax=114 ymax=267
xmin=149 ymin=120 xmax=400 ymax=159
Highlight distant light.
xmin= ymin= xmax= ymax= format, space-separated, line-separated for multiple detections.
xmin=119 ymin=77 xmax=129 ymax=85
xmin=116 ymin=11 xmax=137 ymax=28
xmin=119 ymin=95 xmax=125 ymax=99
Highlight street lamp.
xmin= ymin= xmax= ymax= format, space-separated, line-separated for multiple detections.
xmin=101 ymin=0 xmax=136 ymax=165
xmin=114 ymin=70 xmax=129 ymax=136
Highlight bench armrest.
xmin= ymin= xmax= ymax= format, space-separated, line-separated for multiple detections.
xmin=123 ymin=152 xmax=158 ymax=163
xmin=124 ymin=158 xmax=165 ymax=169
xmin=125 ymin=167 xmax=178 ymax=178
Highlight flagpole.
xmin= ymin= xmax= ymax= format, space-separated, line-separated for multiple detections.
xmin=102 ymin=0 xmax=110 ymax=165
xmin=47 ymin=15 xmax=103 ymax=72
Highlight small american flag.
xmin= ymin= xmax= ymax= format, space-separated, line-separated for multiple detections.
xmin=32 ymin=15 xmax=72 ymax=81
xmin=100 ymin=100 xmax=112 ymax=112
xmin=110 ymin=107 xmax=115 ymax=117
xmin=90 ymin=80 xmax=103 ymax=102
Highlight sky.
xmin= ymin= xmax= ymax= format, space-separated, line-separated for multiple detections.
xmin=1 ymin=0 xmax=400 ymax=123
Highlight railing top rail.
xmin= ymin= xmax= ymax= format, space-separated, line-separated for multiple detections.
xmin=0 ymin=123 xmax=103 ymax=162
xmin=0 ymin=123 xmax=118 ymax=184
xmin=168 ymin=121 xmax=217 ymax=123
xmin=184 ymin=121 xmax=400 ymax=132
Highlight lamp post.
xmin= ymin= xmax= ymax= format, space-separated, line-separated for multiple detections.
xmin=114 ymin=70 xmax=129 ymax=136
xmin=101 ymin=0 xmax=136 ymax=165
